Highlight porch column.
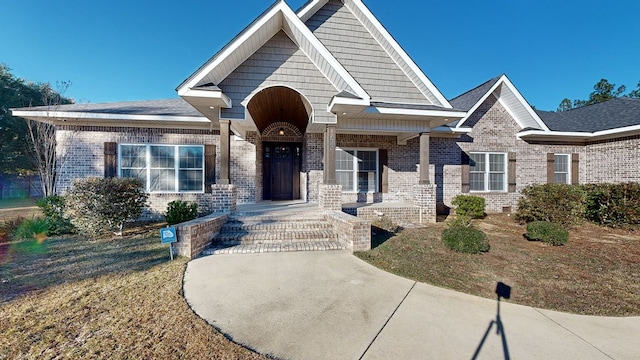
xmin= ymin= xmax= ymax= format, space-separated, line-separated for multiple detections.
xmin=419 ymin=130 xmax=430 ymax=185
xmin=323 ymin=125 xmax=337 ymax=185
xmin=219 ymin=120 xmax=230 ymax=185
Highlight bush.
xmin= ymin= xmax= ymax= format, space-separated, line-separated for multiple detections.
xmin=451 ymin=195 xmax=486 ymax=219
xmin=442 ymin=226 xmax=490 ymax=254
xmin=525 ymin=221 xmax=569 ymax=246
xmin=165 ymin=200 xmax=199 ymax=225
xmin=515 ymin=184 xmax=584 ymax=225
xmin=36 ymin=195 xmax=75 ymax=235
xmin=583 ymin=183 xmax=640 ymax=227
xmin=13 ymin=217 xmax=49 ymax=242
xmin=65 ymin=177 xmax=149 ymax=236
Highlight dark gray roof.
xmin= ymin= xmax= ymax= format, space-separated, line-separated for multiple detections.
xmin=536 ymin=97 xmax=640 ymax=133
xmin=14 ymin=98 xmax=203 ymax=117
xmin=370 ymin=101 xmax=464 ymax=112
xmin=334 ymin=90 xmax=362 ymax=99
xmin=449 ymin=75 xmax=502 ymax=111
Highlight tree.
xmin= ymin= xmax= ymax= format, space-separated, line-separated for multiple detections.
xmin=557 ymin=78 xmax=635 ymax=111
xmin=0 ymin=63 xmax=73 ymax=195
xmin=24 ymin=81 xmax=73 ymax=197
xmin=628 ymin=81 xmax=640 ymax=99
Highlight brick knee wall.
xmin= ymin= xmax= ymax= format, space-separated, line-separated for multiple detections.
xmin=324 ymin=211 xmax=371 ymax=251
xmin=171 ymin=212 xmax=230 ymax=259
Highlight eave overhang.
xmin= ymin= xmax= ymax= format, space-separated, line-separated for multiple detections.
xmin=517 ymin=124 xmax=640 ymax=143
xmin=11 ymin=109 xmax=213 ymax=130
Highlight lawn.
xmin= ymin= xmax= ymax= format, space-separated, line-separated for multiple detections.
xmin=356 ymin=214 xmax=640 ymax=317
xmin=0 ymin=220 xmax=265 ymax=359
xmin=0 ymin=198 xmax=41 ymax=221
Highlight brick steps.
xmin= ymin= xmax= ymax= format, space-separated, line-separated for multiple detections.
xmin=203 ymin=210 xmax=346 ymax=255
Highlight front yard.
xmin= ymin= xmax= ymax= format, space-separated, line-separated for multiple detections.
xmin=356 ymin=214 xmax=640 ymax=316
xmin=0 ymin=222 xmax=264 ymax=359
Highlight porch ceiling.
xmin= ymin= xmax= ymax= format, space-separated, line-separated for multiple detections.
xmin=247 ymin=86 xmax=311 ymax=134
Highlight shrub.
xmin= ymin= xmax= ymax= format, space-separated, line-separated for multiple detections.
xmin=13 ymin=217 xmax=49 ymax=242
xmin=515 ymin=184 xmax=584 ymax=225
xmin=442 ymin=226 xmax=490 ymax=254
xmin=583 ymin=183 xmax=640 ymax=227
xmin=65 ymin=177 xmax=149 ymax=236
xmin=525 ymin=221 xmax=569 ymax=246
xmin=35 ymin=195 xmax=75 ymax=235
xmin=165 ymin=200 xmax=199 ymax=225
xmin=451 ymin=195 xmax=486 ymax=219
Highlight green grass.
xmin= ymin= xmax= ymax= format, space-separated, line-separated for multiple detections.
xmin=0 ymin=221 xmax=265 ymax=359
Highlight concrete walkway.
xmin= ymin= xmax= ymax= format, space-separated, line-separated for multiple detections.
xmin=183 ymin=251 xmax=640 ymax=360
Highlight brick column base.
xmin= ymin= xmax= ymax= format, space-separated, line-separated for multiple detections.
xmin=414 ymin=184 xmax=437 ymax=223
xmin=211 ymin=184 xmax=237 ymax=212
xmin=319 ymin=184 xmax=342 ymax=211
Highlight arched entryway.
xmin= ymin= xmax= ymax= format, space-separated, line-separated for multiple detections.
xmin=247 ymin=86 xmax=312 ymax=201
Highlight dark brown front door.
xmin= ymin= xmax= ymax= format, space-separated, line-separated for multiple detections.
xmin=263 ymin=143 xmax=301 ymax=200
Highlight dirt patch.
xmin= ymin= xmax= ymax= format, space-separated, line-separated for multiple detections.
xmin=356 ymin=214 xmax=640 ymax=316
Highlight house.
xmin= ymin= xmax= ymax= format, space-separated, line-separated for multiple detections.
xmin=12 ymin=0 xmax=640 ymax=229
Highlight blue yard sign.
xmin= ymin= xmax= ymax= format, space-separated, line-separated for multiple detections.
xmin=160 ymin=226 xmax=177 ymax=260
xmin=160 ymin=226 xmax=177 ymax=243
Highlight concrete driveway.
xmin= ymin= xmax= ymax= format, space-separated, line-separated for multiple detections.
xmin=183 ymin=251 xmax=640 ymax=360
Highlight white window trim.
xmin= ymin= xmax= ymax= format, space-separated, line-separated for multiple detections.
xmin=118 ymin=144 xmax=205 ymax=194
xmin=469 ymin=152 xmax=508 ymax=193
xmin=554 ymin=153 xmax=571 ymax=184
xmin=336 ymin=147 xmax=379 ymax=193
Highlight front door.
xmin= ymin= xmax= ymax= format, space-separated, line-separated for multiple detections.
xmin=263 ymin=143 xmax=301 ymax=200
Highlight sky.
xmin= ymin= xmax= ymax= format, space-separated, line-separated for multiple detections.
xmin=1 ymin=0 xmax=639 ymax=111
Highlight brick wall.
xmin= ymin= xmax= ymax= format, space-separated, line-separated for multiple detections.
xmin=584 ymin=136 xmax=640 ymax=183
xmin=172 ymin=212 xmax=229 ymax=259
xmin=324 ymin=211 xmax=371 ymax=251
xmin=55 ymin=125 xmax=246 ymax=217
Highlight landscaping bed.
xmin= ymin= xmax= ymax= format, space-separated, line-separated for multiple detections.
xmin=0 ymin=222 xmax=265 ymax=359
xmin=356 ymin=213 xmax=640 ymax=316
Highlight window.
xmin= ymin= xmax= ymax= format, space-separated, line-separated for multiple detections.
xmin=119 ymin=144 xmax=204 ymax=193
xmin=336 ymin=149 xmax=378 ymax=192
xmin=469 ymin=152 xmax=506 ymax=192
xmin=554 ymin=154 xmax=570 ymax=184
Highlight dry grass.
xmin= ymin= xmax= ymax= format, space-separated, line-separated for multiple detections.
xmin=356 ymin=214 xmax=640 ymax=316
xmin=0 ymin=221 xmax=265 ymax=359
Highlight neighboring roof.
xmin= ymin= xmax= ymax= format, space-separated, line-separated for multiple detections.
xmin=13 ymin=99 xmax=202 ymax=117
xmin=450 ymin=74 xmax=549 ymax=131
xmin=449 ymin=76 xmax=501 ymax=111
xmin=536 ymin=97 xmax=640 ymax=133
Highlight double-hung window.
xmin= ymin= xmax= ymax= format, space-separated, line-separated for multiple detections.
xmin=336 ymin=148 xmax=378 ymax=192
xmin=469 ymin=152 xmax=506 ymax=192
xmin=554 ymin=154 xmax=570 ymax=184
xmin=119 ymin=144 xmax=204 ymax=193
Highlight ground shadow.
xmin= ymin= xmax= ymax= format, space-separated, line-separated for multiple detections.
xmin=472 ymin=282 xmax=512 ymax=360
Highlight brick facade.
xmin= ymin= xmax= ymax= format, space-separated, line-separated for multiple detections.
xmin=55 ymin=95 xmax=640 ymax=220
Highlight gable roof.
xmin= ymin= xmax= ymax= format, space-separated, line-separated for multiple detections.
xmin=177 ymin=0 xmax=369 ymax=102
xmin=298 ymin=0 xmax=451 ymax=108
xmin=536 ymin=98 xmax=640 ymax=133
xmin=451 ymin=74 xmax=549 ymax=131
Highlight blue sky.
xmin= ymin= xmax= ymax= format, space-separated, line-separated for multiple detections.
xmin=2 ymin=0 xmax=639 ymax=111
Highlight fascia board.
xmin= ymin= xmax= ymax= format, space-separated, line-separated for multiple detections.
xmin=500 ymin=76 xmax=550 ymax=131
xmin=280 ymin=6 xmax=369 ymax=100
xmin=327 ymin=96 xmax=370 ymax=113
xmin=177 ymin=3 xmax=285 ymax=93
xmin=367 ymin=106 xmax=466 ymax=118
xmin=456 ymin=76 xmax=505 ymax=129
xmin=297 ymin=0 xmax=329 ymax=22
xmin=518 ymin=124 xmax=640 ymax=141
xmin=11 ymin=110 xmax=209 ymax=124
xmin=345 ymin=0 xmax=452 ymax=108
xmin=179 ymin=89 xmax=232 ymax=108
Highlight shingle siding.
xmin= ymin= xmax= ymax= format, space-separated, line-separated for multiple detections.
xmin=306 ymin=0 xmax=429 ymax=104
xmin=219 ymin=31 xmax=337 ymax=123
